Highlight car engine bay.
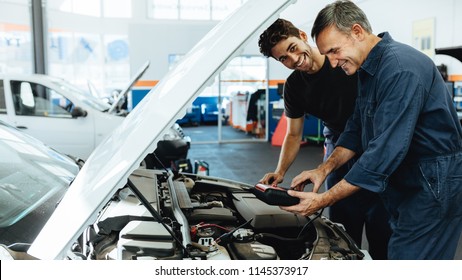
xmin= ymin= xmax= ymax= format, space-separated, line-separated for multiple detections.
xmin=67 ymin=169 xmax=365 ymax=260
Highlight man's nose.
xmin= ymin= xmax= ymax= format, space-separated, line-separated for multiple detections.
xmin=326 ymin=55 xmax=338 ymax=68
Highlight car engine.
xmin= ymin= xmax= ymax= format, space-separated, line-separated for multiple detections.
xmin=69 ymin=169 xmax=366 ymax=260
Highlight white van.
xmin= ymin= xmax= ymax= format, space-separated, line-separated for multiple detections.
xmin=0 ymin=74 xmax=124 ymax=160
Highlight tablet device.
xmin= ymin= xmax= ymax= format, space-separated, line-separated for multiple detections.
xmin=250 ymin=183 xmax=300 ymax=206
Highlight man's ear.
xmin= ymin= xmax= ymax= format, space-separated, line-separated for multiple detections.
xmin=351 ymin=24 xmax=365 ymax=40
xmin=299 ymin=30 xmax=308 ymax=41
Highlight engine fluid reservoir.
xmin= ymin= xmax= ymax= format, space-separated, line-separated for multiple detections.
xmin=207 ymin=245 xmax=231 ymax=260
xmin=229 ymin=241 xmax=278 ymax=260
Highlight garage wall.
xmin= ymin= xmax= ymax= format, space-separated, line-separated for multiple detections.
xmin=129 ymin=0 xmax=462 ymax=81
xmin=359 ymin=0 xmax=462 ymax=74
xmin=128 ymin=21 xmax=215 ymax=81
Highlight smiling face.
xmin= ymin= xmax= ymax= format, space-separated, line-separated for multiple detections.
xmin=315 ymin=24 xmax=364 ymax=76
xmin=270 ymin=31 xmax=320 ymax=73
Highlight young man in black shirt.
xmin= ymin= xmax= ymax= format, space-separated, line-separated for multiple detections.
xmin=258 ymin=18 xmax=391 ymax=259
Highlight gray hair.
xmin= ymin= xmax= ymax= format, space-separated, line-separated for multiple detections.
xmin=311 ymin=0 xmax=372 ymax=40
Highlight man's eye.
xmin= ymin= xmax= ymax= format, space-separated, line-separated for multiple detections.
xmin=279 ymin=57 xmax=286 ymax=63
xmin=290 ymin=46 xmax=296 ymax=52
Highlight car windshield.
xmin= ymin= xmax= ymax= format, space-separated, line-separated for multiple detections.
xmin=0 ymin=122 xmax=79 ymax=228
xmin=49 ymin=78 xmax=112 ymax=112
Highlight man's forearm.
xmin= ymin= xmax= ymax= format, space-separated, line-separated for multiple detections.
xmin=317 ymin=146 xmax=355 ymax=176
xmin=275 ymin=134 xmax=301 ymax=175
xmin=320 ymin=178 xmax=361 ymax=206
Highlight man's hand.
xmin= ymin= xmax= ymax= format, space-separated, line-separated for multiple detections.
xmin=280 ymin=190 xmax=326 ymax=216
xmin=259 ymin=172 xmax=284 ymax=186
xmin=282 ymin=179 xmax=361 ymax=217
xmin=290 ymin=169 xmax=327 ymax=192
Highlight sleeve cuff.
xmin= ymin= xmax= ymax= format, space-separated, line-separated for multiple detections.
xmin=336 ymin=133 xmax=362 ymax=154
xmin=344 ymin=163 xmax=388 ymax=193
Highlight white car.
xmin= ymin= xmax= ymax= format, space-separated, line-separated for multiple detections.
xmin=0 ymin=73 xmax=125 ymax=160
xmin=0 ymin=61 xmax=151 ymax=160
xmin=0 ymin=0 xmax=367 ymax=260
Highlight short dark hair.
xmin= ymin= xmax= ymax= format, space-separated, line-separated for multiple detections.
xmin=311 ymin=0 xmax=372 ymax=40
xmin=258 ymin=18 xmax=300 ymax=58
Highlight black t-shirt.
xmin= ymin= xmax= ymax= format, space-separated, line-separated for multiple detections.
xmin=284 ymin=57 xmax=358 ymax=133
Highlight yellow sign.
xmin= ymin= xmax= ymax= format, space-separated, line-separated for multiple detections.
xmin=412 ymin=18 xmax=435 ymax=58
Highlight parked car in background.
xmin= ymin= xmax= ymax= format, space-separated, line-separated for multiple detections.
xmin=0 ymin=61 xmax=191 ymax=167
xmin=0 ymin=0 xmax=368 ymax=261
xmin=0 ymin=73 xmax=125 ymax=160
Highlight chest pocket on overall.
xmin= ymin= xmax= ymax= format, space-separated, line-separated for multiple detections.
xmin=361 ymin=98 xmax=377 ymax=145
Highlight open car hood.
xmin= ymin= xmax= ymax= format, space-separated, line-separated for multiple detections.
xmin=28 ymin=0 xmax=296 ymax=260
xmin=435 ymin=46 xmax=462 ymax=62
